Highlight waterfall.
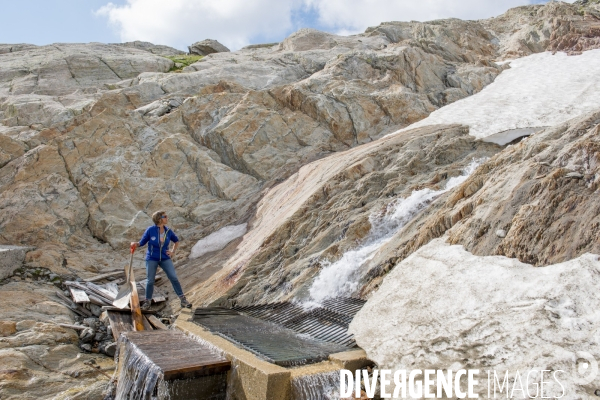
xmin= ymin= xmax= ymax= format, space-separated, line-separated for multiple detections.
xmin=114 ymin=336 xmax=166 ymax=400
xmin=291 ymin=371 xmax=340 ymax=400
xmin=308 ymin=159 xmax=484 ymax=303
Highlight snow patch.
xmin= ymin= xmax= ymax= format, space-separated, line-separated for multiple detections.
xmin=396 ymin=49 xmax=600 ymax=140
xmin=189 ymin=223 xmax=247 ymax=259
xmin=350 ymin=238 xmax=600 ymax=397
xmin=307 ymin=159 xmax=484 ymax=303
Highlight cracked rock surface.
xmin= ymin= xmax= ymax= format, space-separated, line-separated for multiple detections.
xmin=2 ymin=2 xmax=600 ymax=398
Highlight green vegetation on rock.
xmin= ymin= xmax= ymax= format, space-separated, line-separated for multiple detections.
xmin=164 ymin=54 xmax=204 ymax=72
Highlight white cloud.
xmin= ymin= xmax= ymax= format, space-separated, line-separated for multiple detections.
xmin=304 ymin=0 xmax=538 ymax=32
xmin=97 ymin=0 xmax=564 ymax=51
xmin=97 ymin=0 xmax=299 ymax=51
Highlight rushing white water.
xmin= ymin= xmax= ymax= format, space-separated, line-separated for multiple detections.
xmin=114 ymin=336 xmax=165 ymax=400
xmin=291 ymin=371 xmax=340 ymax=400
xmin=308 ymin=159 xmax=484 ymax=303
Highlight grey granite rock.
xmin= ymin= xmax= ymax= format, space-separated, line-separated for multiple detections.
xmin=0 ymin=245 xmax=33 ymax=280
xmin=113 ymin=41 xmax=185 ymax=57
xmin=188 ymin=39 xmax=230 ymax=55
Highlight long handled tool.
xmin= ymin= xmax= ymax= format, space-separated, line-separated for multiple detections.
xmin=112 ymin=244 xmax=144 ymax=331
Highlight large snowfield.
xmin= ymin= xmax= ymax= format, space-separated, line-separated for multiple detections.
xmin=350 ymin=238 xmax=600 ymax=398
xmin=398 ymin=49 xmax=600 ymax=143
xmin=344 ymin=48 xmax=600 ymax=397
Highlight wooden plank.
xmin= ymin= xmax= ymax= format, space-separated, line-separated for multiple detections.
xmin=146 ymin=315 xmax=168 ymax=330
xmin=69 ymin=288 xmax=90 ymax=303
xmin=55 ymin=291 xmax=93 ymax=317
xmin=86 ymin=282 xmax=116 ymax=301
xmin=107 ymin=311 xmax=130 ymax=340
xmin=107 ymin=311 xmax=154 ymax=340
xmin=88 ymin=294 xmax=111 ymax=306
xmin=84 ymin=270 xmax=125 ymax=282
xmin=121 ymin=330 xmax=230 ymax=380
xmin=163 ymin=364 xmax=230 ymax=380
xmin=101 ymin=306 xmax=156 ymax=314
xmin=65 ymin=281 xmax=114 ymax=304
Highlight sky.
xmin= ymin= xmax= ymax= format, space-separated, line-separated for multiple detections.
xmin=0 ymin=0 xmax=568 ymax=52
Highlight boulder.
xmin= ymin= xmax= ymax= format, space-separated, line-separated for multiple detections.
xmin=188 ymin=39 xmax=230 ymax=56
xmin=0 ymin=321 xmax=16 ymax=337
xmin=0 ymin=245 xmax=33 ymax=280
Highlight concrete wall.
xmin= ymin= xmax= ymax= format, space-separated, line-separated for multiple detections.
xmin=175 ymin=309 xmax=373 ymax=400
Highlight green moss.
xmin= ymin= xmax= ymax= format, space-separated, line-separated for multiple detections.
xmin=164 ymin=54 xmax=204 ymax=72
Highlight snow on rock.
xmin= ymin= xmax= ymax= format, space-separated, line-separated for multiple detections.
xmin=350 ymin=238 xmax=600 ymax=398
xmin=398 ymin=50 xmax=600 ymax=143
xmin=189 ymin=223 xmax=247 ymax=259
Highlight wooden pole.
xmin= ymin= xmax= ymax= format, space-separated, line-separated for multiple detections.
xmin=128 ymin=245 xmax=145 ymax=331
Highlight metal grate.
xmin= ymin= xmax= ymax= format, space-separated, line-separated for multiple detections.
xmin=193 ymin=298 xmax=366 ymax=366
xmin=193 ymin=309 xmax=348 ymax=366
xmin=234 ymin=297 xmax=365 ymax=348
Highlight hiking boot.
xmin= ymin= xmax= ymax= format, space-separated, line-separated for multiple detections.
xmin=140 ymin=300 xmax=151 ymax=311
xmin=179 ymin=296 xmax=192 ymax=309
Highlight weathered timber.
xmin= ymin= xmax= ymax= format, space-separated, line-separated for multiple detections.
xmin=55 ymin=291 xmax=93 ymax=317
xmin=101 ymin=306 xmax=157 ymax=314
xmin=88 ymin=294 xmax=111 ymax=306
xmin=121 ymin=330 xmax=230 ymax=380
xmin=146 ymin=314 xmax=168 ymax=330
xmin=84 ymin=270 xmax=125 ymax=282
xmin=69 ymin=288 xmax=90 ymax=303
xmin=86 ymin=282 xmax=116 ymax=301
xmin=107 ymin=310 xmax=154 ymax=340
xmin=65 ymin=281 xmax=115 ymax=304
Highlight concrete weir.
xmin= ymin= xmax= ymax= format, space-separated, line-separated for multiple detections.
xmin=114 ymin=301 xmax=371 ymax=399
xmin=176 ymin=308 xmax=372 ymax=399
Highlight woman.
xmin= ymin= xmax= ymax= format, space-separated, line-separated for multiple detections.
xmin=131 ymin=210 xmax=192 ymax=309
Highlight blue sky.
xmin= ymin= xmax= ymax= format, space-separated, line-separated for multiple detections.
xmin=0 ymin=0 xmax=562 ymax=51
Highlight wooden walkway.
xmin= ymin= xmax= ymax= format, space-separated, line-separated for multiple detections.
xmin=121 ymin=330 xmax=231 ymax=380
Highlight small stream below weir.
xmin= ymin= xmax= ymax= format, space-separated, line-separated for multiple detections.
xmin=291 ymin=371 xmax=341 ymax=400
xmin=114 ymin=336 xmax=165 ymax=400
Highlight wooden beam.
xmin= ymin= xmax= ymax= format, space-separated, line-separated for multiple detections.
xmin=146 ymin=315 xmax=168 ymax=330
xmin=101 ymin=306 xmax=156 ymax=314
xmin=69 ymin=288 xmax=90 ymax=303
xmin=107 ymin=311 xmax=154 ymax=340
xmin=84 ymin=270 xmax=125 ymax=282
xmin=55 ymin=291 xmax=93 ymax=317
xmin=121 ymin=331 xmax=231 ymax=381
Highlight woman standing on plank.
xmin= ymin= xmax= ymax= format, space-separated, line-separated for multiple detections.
xmin=131 ymin=210 xmax=192 ymax=309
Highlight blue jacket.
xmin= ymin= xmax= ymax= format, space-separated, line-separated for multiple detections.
xmin=139 ymin=225 xmax=179 ymax=261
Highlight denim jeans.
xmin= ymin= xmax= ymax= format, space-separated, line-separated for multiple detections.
xmin=145 ymin=259 xmax=183 ymax=300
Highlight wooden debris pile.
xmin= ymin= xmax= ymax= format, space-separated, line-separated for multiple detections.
xmin=53 ymin=270 xmax=168 ymax=318
xmin=51 ymin=269 xmax=172 ymax=356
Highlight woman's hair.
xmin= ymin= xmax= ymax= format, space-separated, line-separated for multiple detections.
xmin=151 ymin=210 xmax=166 ymax=225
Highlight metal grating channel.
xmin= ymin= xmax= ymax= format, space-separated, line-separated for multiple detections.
xmin=193 ymin=298 xmax=366 ymax=366
xmin=193 ymin=308 xmax=348 ymax=366
xmin=234 ymin=297 xmax=366 ymax=348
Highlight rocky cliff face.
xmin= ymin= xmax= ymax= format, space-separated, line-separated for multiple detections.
xmin=1 ymin=2 xmax=600 ymax=398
